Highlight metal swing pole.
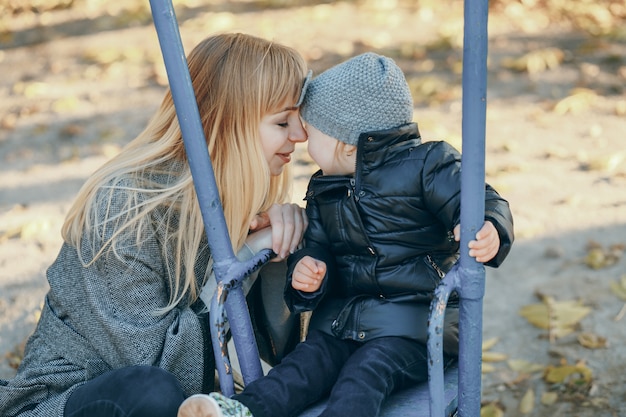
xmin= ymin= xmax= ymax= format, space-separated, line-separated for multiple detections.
xmin=427 ymin=0 xmax=489 ymax=415
xmin=457 ymin=0 xmax=489 ymax=414
xmin=148 ymin=0 xmax=269 ymax=395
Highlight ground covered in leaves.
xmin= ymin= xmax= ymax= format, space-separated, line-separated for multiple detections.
xmin=1 ymin=1 xmax=625 ymax=416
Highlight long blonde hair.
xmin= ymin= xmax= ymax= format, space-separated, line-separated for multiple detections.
xmin=62 ymin=33 xmax=308 ymax=311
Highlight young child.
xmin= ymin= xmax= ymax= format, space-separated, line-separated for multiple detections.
xmin=178 ymin=52 xmax=514 ymax=417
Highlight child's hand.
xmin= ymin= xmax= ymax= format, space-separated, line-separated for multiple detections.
xmin=292 ymin=256 xmax=326 ymax=292
xmin=453 ymin=221 xmax=500 ymax=263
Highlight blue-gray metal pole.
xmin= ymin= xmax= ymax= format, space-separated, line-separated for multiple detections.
xmin=457 ymin=0 xmax=489 ymax=415
xmin=149 ymin=0 xmax=265 ymax=393
xmin=427 ymin=270 xmax=457 ymax=416
xmin=149 ymin=0 xmax=233 ymax=263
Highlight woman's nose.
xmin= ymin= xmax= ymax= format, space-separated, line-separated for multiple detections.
xmin=289 ymin=120 xmax=308 ymax=143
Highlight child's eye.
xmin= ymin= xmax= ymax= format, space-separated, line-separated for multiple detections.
xmin=278 ymin=122 xmax=289 ymax=128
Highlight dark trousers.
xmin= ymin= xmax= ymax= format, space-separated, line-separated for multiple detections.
xmin=64 ymin=366 xmax=185 ymax=417
xmin=235 ymin=330 xmax=450 ymax=417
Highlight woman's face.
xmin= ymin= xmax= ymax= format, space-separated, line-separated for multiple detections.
xmin=259 ymin=106 xmax=307 ymax=176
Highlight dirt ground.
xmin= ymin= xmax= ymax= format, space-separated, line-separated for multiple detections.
xmin=1 ymin=1 xmax=625 ymax=416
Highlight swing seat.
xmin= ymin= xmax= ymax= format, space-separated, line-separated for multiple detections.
xmin=297 ymin=364 xmax=459 ymax=417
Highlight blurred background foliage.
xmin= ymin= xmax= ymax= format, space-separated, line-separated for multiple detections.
xmin=2 ymin=0 xmax=624 ymax=91
xmin=1 ymin=0 xmax=624 ymax=154
xmin=1 ymin=0 xmax=625 ymax=36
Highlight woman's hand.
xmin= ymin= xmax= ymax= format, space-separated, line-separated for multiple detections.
xmin=244 ymin=227 xmax=273 ymax=254
xmin=453 ymin=221 xmax=500 ymax=263
xmin=250 ymin=203 xmax=308 ymax=260
xmin=292 ymin=256 xmax=326 ymax=292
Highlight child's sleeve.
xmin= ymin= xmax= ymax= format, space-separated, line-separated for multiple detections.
xmin=421 ymin=141 xmax=514 ymax=267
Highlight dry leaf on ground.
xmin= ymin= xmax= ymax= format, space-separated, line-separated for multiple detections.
xmin=544 ymin=361 xmax=593 ymax=388
xmin=519 ymin=388 xmax=535 ymax=414
xmin=609 ymin=275 xmax=626 ymax=301
xmin=577 ymin=332 xmax=608 ymax=349
xmin=519 ymin=294 xmax=591 ymax=339
xmin=480 ymin=402 xmax=505 ymax=417
xmin=553 ymin=88 xmax=598 ymax=115
xmin=507 ymin=359 xmax=545 ymax=374
xmin=501 ymin=47 xmax=564 ymax=74
xmin=584 ymin=241 xmax=624 ymax=269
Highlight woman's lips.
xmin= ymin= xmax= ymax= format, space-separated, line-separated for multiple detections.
xmin=277 ymin=152 xmax=291 ymax=164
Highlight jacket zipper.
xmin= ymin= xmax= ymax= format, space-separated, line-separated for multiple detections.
xmin=353 ymin=136 xmax=365 ymax=200
xmin=426 ymin=254 xmax=446 ymax=279
xmin=350 ymin=178 xmax=357 ymax=201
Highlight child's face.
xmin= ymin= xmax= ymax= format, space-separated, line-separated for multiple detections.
xmin=259 ymin=106 xmax=307 ymax=176
xmin=306 ymin=124 xmax=356 ymax=176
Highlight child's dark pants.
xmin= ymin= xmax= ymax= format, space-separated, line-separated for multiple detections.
xmin=235 ymin=329 xmax=447 ymax=417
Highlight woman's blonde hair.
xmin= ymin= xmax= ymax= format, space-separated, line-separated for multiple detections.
xmin=62 ymin=33 xmax=308 ymax=311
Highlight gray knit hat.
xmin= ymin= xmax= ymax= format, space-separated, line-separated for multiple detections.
xmin=301 ymin=52 xmax=413 ymax=146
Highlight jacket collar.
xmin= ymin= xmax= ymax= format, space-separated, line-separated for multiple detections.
xmin=355 ymin=122 xmax=422 ymax=171
xmin=306 ymin=123 xmax=422 ymax=198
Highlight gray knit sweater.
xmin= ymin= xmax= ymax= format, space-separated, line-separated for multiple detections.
xmin=0 ymin=172 xmax=213 ymax=416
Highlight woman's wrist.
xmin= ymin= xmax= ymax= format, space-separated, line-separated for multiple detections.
xmin=244 ymin=228 xmax=273 ymax=254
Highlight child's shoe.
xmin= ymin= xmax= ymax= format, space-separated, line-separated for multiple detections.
xmin=177 ymin=394 xmax=222 ymax=417
xmin=177 ymin=392 xmax=252 ymax=417
xmin=208 ymin=393 xmax=253 ymax=417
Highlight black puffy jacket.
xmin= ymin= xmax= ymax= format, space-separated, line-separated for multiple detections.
xmin=286 ymin=123 xmax=514 ymax=354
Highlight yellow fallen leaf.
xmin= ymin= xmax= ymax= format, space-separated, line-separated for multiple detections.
xmin=482 ymin=363 xmax=496 ymax=373
xmin=580 ymin=152 xmax=625 ymax=172
xmin=480 ymin=402 xmax=504 ymax=417
xmin=22 ymin=81 xmax=50 ymax=98
xmin=0 ymin=219 xmax=52 ymax=242
xmin=609 ymin=275 xmax=626 ymax=301
xmin=482 ymin=337 xmax=500 ymax=351
xmin=501 ymin=48 xmax=564 ymax=74
xmin=551 ymin=301 xmax=593 ymax=328
xmin=577 ymin=332 xmax=608 ymax=349
xmin=585 ymin=247 xmax=609 ymax=269
xmin=4 ymin=340 xmax=27 ymax=370
xmin=544 ymin=362 xmax=593 ymax=386
xmin=482 ymin=351 xmax=508 ymax=362
xmin=519 ymin=297 xmax=591 ymax=339
xmin=541 ymin=391 xmax=558 ymax=405
xmin=52 ymin=96 xmax=80 ymax=113
xmin=84 ymin=47 xmax=124 ymax=65
xmin=19 ymin=219 xmax=52 ymax=240
xmin=615 ymin=304 xmax=626 ymax=322
xmin=553 ymin=88 xmax=598 ymax=115
xmin=519 ymin=388 xmax=535 ymax=414
xmin=584 ymin=245 xmax=621 ymax=269
xmin=507 ymin=359 xmax=545 ymax=374
xmin=0 ymin=226 xmax=22 ymax=242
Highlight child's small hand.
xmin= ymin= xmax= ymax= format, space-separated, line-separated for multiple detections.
xmin=453 ymin=221 xmax=500 ymax=263
xmin=292 ymin=256 xmax=326 ymax=293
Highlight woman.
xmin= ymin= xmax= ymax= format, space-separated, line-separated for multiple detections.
xmin=0 ymin=33 xmax=310 ymax=417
